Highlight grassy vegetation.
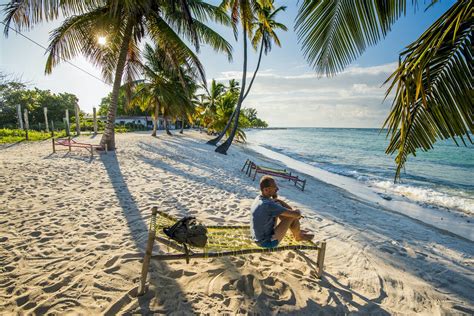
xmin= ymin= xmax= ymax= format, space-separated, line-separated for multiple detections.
xmin=0 ymin=126 xmax=135 ymax=144
xmin=0 ymin=129 xmax=67 ymax=144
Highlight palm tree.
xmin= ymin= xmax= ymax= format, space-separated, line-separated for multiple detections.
xmin=210 ymin=91 xmax=248 ymax=142
xmin=244 ymin=0 xmax=287 ymax=99
xmin=130 ymin=43 xmax=201 ymax=137
xmin=214 ymin=0 xmax=285 ymax=153
xmin=3 ymin=0 xmax=232 ymax=150
xmin=295 ymin=0 xmax=473 ymax=180
xmin=202 ymin=79 xmax=225 ymax=130
xmin=227 ymin=79 xmax=240 ymax=94
xmin=204 ymin=0 xmax=253 ymax=154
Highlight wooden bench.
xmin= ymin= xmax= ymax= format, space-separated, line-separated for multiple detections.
xmin=52 ymin=137 xmax=107 ymax=158
xmin=241 ymin=159 xmax=307 ymax=191
xmin=138 ymin=207 xmax=326 ymax=295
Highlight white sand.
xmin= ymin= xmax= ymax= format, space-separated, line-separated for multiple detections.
xmin=0 ymin=131 xmax=473 ymax=315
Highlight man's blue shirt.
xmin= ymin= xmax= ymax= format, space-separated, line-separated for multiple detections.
xmin=250 ymin=195 xmax=287 ymax=244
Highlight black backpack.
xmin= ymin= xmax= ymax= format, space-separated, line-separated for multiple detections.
xmin=163 ymin=216 xmax=207 ymax=263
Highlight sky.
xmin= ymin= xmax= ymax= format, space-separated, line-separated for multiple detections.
xmin=0 ymin=0 xmax=455 ymax=127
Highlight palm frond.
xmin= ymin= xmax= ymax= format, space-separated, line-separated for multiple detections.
xmin=3 ymin=0 xmax=103 ymax=35
xmin=295 ymin=0 xmax=409 ymax=76
xmin=159 ymin=10 xmax=233 ymax=62
xmin=44 ymin=6 xmax=118 ymax=78
xmin=187 ymin=0 xmax=232 ymax=27
xmin=383 ymin=0 xmax=473 ymax=181
xmin=146 ymin=15 xmax=207 ymax=82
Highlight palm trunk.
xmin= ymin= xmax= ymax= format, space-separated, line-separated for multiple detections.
xmin=151 ymin=103 xmax=158 ymax=137
xmin=243 ymin=39 xmax=264 ymax=100
xmin=206 ymin=110 xmax=235 ymax=145
xmin=164 ymin=111 xmax=172 ymax=136
xmin=215 ymin=24 xmax=248 ymax=154
xmin=100 ymin=19 xmax=133 ymax=150
xmin=207 ymin=38 xmax=263 ymax=146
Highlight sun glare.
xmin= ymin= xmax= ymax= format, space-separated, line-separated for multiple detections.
xmin=97 ymin=36 xmax=107 ymax=46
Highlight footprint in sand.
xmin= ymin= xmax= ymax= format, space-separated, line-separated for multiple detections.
xmin=29 ymin=231 xmax=41 ymax=237
xmin=261 ymin=276 xmax=294 ymax=303
xmin=94 ymin=233 xmax=109 ymax=239
xmin=16 ymin=294 xmax=29 ymax=307
xmin=223 ymin=274 xmax=262 ymax=298
xmin=104 ymin=255 xmax=120 ymax=268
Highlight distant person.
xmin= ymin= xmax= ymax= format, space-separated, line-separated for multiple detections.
xmin=251 ymin=175 xmax=314 ymax=248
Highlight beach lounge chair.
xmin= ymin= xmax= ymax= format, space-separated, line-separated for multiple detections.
xmin=241 ymin=159 xmax=307 ymax=191
xmin=52 ymin=137 xmax=106 ymax=158
xmin=138 ymin=207 xmax=327 ymax=295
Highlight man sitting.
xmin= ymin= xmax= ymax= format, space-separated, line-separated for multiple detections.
xmin=251 ymin=175 xmax=314 ymax=248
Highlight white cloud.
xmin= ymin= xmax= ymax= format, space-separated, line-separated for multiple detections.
xmin=218 ymin=62 xmax=397 ymax=128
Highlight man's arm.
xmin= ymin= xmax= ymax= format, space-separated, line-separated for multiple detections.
xmin=279 ymin=209 xmax=301 ymax=219
xmin=274 ymin=198 xmax=293 ymax=210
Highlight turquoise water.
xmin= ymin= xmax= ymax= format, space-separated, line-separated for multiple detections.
xmin=246 ymin=128 xmax=474 ymax=214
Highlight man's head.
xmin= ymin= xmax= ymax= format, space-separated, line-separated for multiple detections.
xmin=260 ymin=176 xmax=279 ymax=198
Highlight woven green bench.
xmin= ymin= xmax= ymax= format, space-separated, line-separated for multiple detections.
xmin=138 ymin=207 xmax=327 ymax=295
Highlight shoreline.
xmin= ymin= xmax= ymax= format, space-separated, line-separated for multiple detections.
xmin=1 ymin=131 xmax=473 ymax=314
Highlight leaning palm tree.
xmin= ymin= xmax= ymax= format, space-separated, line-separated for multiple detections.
xmin=208 ymin=0 xmax=253 ymax=154
xmin=295 ymin=0 xmax=473 ymax=180
xmin=3 ymin=0 xmax=232 ymax=150
xmin=210 ymin=0 xmax=286 ymax=150
xmin=245 ymin=0 xmax=287 ymax=99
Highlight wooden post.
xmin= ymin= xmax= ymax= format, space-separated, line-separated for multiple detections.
xmin=75 ymin=104 xmax=80 ymax=136
xmin=68 ymin=136 xmax=71 ymax=152
xmin=93 ymin=107 xmax=98 ymax=135
xmin=43 ymin=107 xmax=49 ymax=132
xmin=65 ymin=109 xmax=70 ymax=136
xmin=23 ymin=109 xmax=29 ymax=141
xmin=138 ymin=206 xmax=158 ymax=296
xmin=17 ymin=105 xmax=23 ymax=130
xmin=52 ymin=138 xmax=56 ymax=153
xmin=317 ymin=242 xmax=326 ymax=278
xmin=51 ymin=120 xmax=55 ymax=137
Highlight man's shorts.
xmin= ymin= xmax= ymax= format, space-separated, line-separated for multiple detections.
xmin=258 ymin=239 xmax=279 ymax=248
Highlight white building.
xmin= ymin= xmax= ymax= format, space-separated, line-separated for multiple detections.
xmin=114 ymin=116 xmax=180 ymax=130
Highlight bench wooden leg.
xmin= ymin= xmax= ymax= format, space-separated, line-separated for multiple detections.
xmin=316 ymin=241 xmax=326 ymax=278
xmin=241 ymin=159 xmax=249 ymax=172
xmin=246 ymin=161 xmax=253 ymax=176
xmin=253 ymin=167 xmax=258 ymax=181
xmin=138 ymin=206 xmax=158 ymax=296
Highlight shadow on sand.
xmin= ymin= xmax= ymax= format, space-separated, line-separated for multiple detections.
xmin=98 ymin=151 xmax=195 ymax=314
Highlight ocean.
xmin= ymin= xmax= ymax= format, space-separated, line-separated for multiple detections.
xmin=245 ymin=128 xmax=474 ymax=215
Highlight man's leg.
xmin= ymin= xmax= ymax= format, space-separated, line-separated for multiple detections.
xmin=274 ymin=216 xmax=306 ymax=241
xmin=274 ymin=216 xmax=314 ymax=242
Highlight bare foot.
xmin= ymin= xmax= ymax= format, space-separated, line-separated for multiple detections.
xmin=295 ymin=233 xmax=314 ymax=241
